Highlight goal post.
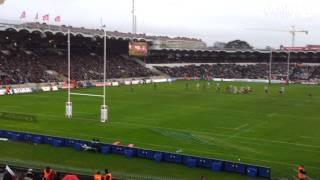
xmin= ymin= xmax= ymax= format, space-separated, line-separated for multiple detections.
xmin=65 ymin=29 xmax=108 ymax=123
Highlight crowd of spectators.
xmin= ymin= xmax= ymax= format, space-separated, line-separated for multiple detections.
xmin=0 ymin=52 xmax=153 ymax=85
xmin=156 ymin=63 xmax=320 ymax=81
xmin=146 ymin=50 xmax=320 ymax=64
xmin=0 ymin=49 xmax=154 ymax=85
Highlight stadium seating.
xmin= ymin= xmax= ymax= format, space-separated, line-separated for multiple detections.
xmin=0 ymin=29 xmax=154 ymax=85
xmin=146 ymin=50 xmax=320 ymax=64
xmin=155 ymin=63 xmax=320 ymax=81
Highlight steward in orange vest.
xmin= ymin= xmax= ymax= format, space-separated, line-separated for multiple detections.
xmin=103 ymin=169 xmax=112 ymax=180
xmin=43 ymin=167 xmax=55 ymax=180
xmin=94 ymin=171 xmax=102 ymax=180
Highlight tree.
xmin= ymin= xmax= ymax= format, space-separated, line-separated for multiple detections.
xmin=225 ymin=40 xmax=253 ymax=50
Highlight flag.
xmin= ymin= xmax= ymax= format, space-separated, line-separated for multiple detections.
xmin=34 ymin=13 xmax=38 ymax=20
xmin=54 ymin=16 xmax=61 ymax=22
xmin=20 ymin=11 xmax=26 ymax=19
xmin=42 ymin=14 xmax=49 ymax=21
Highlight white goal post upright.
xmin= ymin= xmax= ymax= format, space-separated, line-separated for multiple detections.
xmin=101 ymin=30 xmax=108 ymax=123
xmin=66 ymin=29 xmax=72 ymax=118
xmin=65 ymin=28 xmax=108 ymax=123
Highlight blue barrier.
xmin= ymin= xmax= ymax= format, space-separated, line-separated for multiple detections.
xmin=163 ymin=153 xmax=182 ymax=164
xmin=137 ymin=149 xmax=147 ymax=158
xmin=65 ymin=139 xmax=76 ymax=147
xmin=32 ymin=136 xmax=42 ymax=144
xmin=101 ymin=145 xmax=111 ymax=154
xmin=198 ymin=158 xmax=212 ymax=169
xmin=154 ymin=152 xmax=162 ymax=163
xmin=73 ymin=143 xmax=82 ymax=151
xmin=234 ymin=163 xmax=246 ymax=174
xmin=0 ymin=129 xmax=271 ymax=179
xmin=224 ymin=162 xmax=235 ymax=172
xmin=137 ymin=149 xmax=156 ymax=160
xmin=259 ymin=167 xmax=271 ymax=179
xmin=247 ymin=166 xmax=258 ymax=177
xmin=124 ymin=149 xmax=136 ymax=158
xmin=111 ymin=145 xmax=124 ymax=155
xmin=183 ymin=157 xmax=197 ymax=168
xmin=9 ymin=133 xmax=21 ymax=141
xmin=43 ymin=136 xmax=53 ymax=144
xmin=212 ymin=160 xmax=223 ymax=172
xmin=23 ymin=134 xmax=33 ymax=142
xmin=52 ymin=139 xmax=63 ymax=147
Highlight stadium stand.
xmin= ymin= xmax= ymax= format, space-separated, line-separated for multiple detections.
xmin=1 ymin=24 xmax=320 ymax=86
xmin=146 ymin=50 xmax=320 ymax=64
xmin=0 ymin=28 xmax=154 ymax=85
xmin=155 ymin=64 xmax=320 ymax=80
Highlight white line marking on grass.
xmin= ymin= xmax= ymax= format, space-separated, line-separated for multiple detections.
xmin=234 ymin=123 xmax=249 ymax=130
xmin=300 ymin=136 xmax=320 ymax=140
xmin=228 ymin=121 xmax=268 ymax=139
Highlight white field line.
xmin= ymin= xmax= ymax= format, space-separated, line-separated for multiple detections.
xmin=227 ymin=121 xmax=268 ymax=139
xmin=70 ymin=92 xmax=104 ymax=98
xmin=234 ymin=123 xmax=249 ymax=130
xmin=300 ymin=136 xmax=320 ymax=140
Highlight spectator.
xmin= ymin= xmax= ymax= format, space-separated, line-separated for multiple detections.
xmin=23 ymin=169 xmax=34 ymax=180
xmin=93 ymin=171 xmax=102 ymax=180
xmin=2 ymin=165 xmax=16 ymax=180
xmin=42 ymin=167 xmax=55 ymax=180
xmin=103 ymin=169 xmax=112 ymax=180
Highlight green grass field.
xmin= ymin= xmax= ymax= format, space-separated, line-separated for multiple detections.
xmin=0 ymin=81 xmax=320 ymax=179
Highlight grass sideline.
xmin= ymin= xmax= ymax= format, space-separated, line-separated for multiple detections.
xmin=0 ymin=81 xmax=320 ymax=179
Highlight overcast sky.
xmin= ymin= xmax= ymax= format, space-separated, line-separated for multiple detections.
xmin=0 ymin=0 xmax=319 ymax=48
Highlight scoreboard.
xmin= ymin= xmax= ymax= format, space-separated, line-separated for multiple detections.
xmin=129 ymin=42 xmax=148 ymax=57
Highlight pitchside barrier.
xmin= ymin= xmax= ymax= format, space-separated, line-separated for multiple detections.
xmin=0 ymin=129 xmax=271 ymax=179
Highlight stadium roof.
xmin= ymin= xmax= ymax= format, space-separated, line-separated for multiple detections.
xmin=0 ymin=22 xmax=149 ymax=42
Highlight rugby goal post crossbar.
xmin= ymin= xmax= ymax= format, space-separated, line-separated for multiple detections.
xmin=65 ymin=29 xmax=108 ymax=123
